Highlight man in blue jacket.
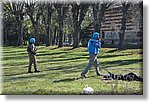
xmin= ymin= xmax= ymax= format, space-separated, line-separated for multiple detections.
xmin=81 ymin=32 xmax=102 ymax=77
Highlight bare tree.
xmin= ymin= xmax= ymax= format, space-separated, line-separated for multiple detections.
xmin=25 ymin=0 xmax=44 ymax=45
xmin=54 ymin=3 xmax=68 ymax=47
xmin=118 ymin=2 xmax=130 ymax=50
xmin=71 ymin=2 xmax=89 ymax=48
xmin=42 ymin=2 xmax=54 ymax=46
xmin=3 ymin=1 xmax=25 ymax=46
xmin=52 ymin=25 xmax=57 ymax=45
xmin=92 ymin=1 xmax=113 ymax=34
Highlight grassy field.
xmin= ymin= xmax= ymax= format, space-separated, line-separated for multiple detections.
xmin=1 ymin=46 xmax=143 ymax=95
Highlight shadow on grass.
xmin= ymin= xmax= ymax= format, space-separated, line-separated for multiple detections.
xmin=3 ymin=72 xmax=27 ymax=77
xmin=47 ymin=63 xmax=85 ymax=72
xmin=49 ymin=47 xmax=59 ymax=50
xmin=3 ymin=58 xmax=141 ymax=78
xmin=99 ymin=53 xmax=132 ymax=58
xmin=3 ymin=61 xmax=28 ymax=66
xmin=66 ymin=47 xmax=77 ymax=51
xmin=37 ymin=56 xmax=87 ymax=64
xmin=3 ymin=73 xmax=47 ymax=82
xmin=100 ymin=59 xmax=143 ymax=68
xmin=36 ymin=51 xmax=68 ymax=56
xmin=53 ymin=77 xmax=78 ymax=83
xmin=106 ymin=49 xmax=118 ymax=53
xmin=3 ymin=49 xmax=25 ymax=54
xmin=3 ymin=55 xmax=28 ymax=60
xmin=48 ymin=46 xmax=77 ymax=51
xmin=52 ymin=75 xmax=95 ymax=83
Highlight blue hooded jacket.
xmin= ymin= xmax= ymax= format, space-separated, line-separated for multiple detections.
xmin=88 ymin=32 xmax=101 ymax=55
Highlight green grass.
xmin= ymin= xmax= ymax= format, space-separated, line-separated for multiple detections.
xmin=1 ymin=46 xmax=143 ymax=95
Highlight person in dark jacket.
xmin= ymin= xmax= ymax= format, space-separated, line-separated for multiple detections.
xmin=27 ymin=38 xmax=40 ymax=73
xmin=81 ymin=32 xmax=102 ymax=77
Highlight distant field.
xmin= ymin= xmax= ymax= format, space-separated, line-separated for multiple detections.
xmin=1 ymin=46 xmax=143 ymax=95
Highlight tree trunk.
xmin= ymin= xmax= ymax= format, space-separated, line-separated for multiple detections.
xmin=58 ymin=19 xmax=63 ymax=47
xmin=92 ymin=3 xmax=112 ymax=37
xmin=64 ymin=33 xmax=66 ymax=42
xmin=56 ymin=31 xmax=58 ymax=45
xmin=46 ymin=4 xmax=52 ymax=46
xmin=4 ymin=23 xmax=8 ymax=46
xmin=93 ymin=4 xmax=100 ymax=33
xmin=34 ymin=24 xmax=40 ymax=46
xmin=19 ymin=22 xmax=24 ymax=46
xmin=72 ymin=3 xmax=89 ymax=48
xmin=73 ymin=21 xmax=80 ymax=48
xmin=68 ymin=34 xmax=72 ymax=44
xmin=55 ymin=4 xmax=64 ymax=47
xmin=118 ymin=3 xmax=130 ymax=50
xmin=118 ymin=17 xmax=126 ymax=50
xmin=25 ymin=2 xmax=44 ymax=46
xmin=52 ymin=26 xmax=57 ymax=45
xmin=16 ymin=15 xmax=24 ymax=46
xmin=19 ymin=16 xmax=24 ymax=46
xmin=46 ymin=25 xmax=50 ymax=46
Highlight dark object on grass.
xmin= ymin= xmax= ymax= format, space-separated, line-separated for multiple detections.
xmin=103 ymin=69 xmax=143 ymax=82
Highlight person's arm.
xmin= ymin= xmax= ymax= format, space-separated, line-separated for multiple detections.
xmin=91 ymin=41 xmax=101 ymax=48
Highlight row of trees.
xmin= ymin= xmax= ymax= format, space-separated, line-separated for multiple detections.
xmin=2 ymin=0 xmax=143 ymax=49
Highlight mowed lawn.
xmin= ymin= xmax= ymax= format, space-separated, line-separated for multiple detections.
xmin=1 ymin=46 xmax=143 ymax=95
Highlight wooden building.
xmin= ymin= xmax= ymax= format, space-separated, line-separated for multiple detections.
xmin=80 ymin=4 xmax=143 ymax=48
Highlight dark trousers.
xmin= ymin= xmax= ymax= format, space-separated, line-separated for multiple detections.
xmin=28 ymin=53 xmax=37 ymax=72
xmin=81 ymin=53 xmax=100 ymax=76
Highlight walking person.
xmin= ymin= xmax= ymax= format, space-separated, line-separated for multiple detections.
xmin=81 ymin=32 xmax=102 ymax=77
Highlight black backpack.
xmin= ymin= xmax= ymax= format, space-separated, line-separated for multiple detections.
xmin=27 ymin=45 xmax=31 ymax=53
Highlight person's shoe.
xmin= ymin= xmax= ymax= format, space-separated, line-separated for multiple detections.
xmin=28 ymin=71 xmax=33 ymax=73
xmin=81 ymin=74 xmax=87 ymax=78
xmin=34 ymin=70 xmax=41 ymax=73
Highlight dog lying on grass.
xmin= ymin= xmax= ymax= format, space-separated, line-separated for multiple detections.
xmin=102 ymin=69 xmax=143 ymax=82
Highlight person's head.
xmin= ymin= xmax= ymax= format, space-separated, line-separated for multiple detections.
xmin=29 ymin=38 xmax=35 ymax=44
xmin=92 ymin=32 xmax=100 ymax=40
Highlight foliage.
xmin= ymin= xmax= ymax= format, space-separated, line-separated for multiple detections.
xmin=81 ymin=6 xmax=93 ymax=29
xmin=2 ymin=1 xmax=143 ymax=48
